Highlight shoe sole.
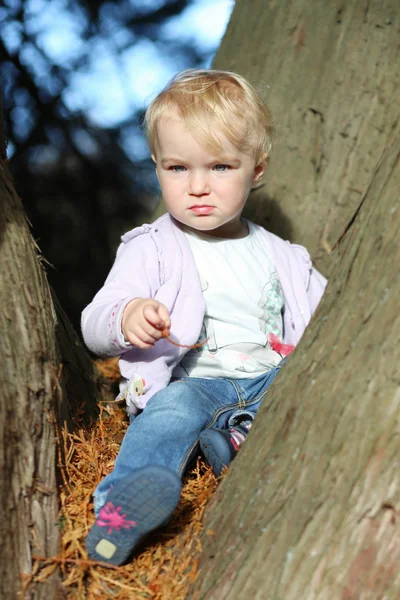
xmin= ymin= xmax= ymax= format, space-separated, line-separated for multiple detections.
xmin=86 ymin=465 xmax=181 ymax=565
xmin=199 ymin=430 xmax=233 ymax=478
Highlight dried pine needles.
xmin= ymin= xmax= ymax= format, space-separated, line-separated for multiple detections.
xmin=30 ymin=358 xmax=219 ymax=599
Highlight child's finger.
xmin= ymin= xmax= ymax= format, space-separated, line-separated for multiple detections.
xmin=135 ymin=321 xmax=162 ymax=344
xmin=157 ymin=304 xmax=171 ymax=330
xmin=126 ymin=331 xmax=154 ymax=349
xmin=143 ymin=304 xmax=165 ymax=328
xmin=135 ymin=324 xmax=159 ymax=345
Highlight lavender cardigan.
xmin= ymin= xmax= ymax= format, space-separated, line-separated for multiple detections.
xmin=81 ymin=214 xmax=327 ymax=414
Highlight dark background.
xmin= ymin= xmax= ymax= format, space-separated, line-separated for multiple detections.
xmin=1 ymin=0 xmax=230 ymax=331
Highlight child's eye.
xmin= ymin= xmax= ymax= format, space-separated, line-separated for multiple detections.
xmin=170 ymin=165 xmax=186 ymax=173
xmin=214 ymin=164 xmax=230 ymax=172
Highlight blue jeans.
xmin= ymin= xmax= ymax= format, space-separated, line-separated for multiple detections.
xmin=94 ymin=362 xmax=285 ymax=513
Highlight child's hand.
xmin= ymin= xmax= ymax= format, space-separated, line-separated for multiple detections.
xmin=121 ymin=298 xmax=171 ymax=349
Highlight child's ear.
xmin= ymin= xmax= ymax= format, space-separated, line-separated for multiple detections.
xmin=152 ymin=154 xmax=160 ymax=179
xmin=253 ymin=153 xmax=269 ymax=184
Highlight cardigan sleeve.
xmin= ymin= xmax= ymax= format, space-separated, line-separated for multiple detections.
xmin=81 ymin=233 xmax=160 ymax=357
xmin=307 ymin=265 xmax=328 ymax=313
xmin=290 ymin=243 xmax=327 ymax=311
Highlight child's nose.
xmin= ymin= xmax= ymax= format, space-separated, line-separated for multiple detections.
xmin=188 ymin=172 xmax=210 ymax=195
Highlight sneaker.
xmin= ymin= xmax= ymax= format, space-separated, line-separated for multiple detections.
xmin=86 ymin=465 xmax=181 ymax=565
xmin=199 ymin=424 xmax=249 ymax=477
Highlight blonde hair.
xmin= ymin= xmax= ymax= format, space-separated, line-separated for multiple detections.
xmin=144 ymin=69 xmax=273 ymax=163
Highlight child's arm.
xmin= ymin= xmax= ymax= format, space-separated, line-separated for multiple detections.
xmin=288 ymin=241 xmax=327 ymax=313
xmin=81 ymin=235 xmax=166 ymax=357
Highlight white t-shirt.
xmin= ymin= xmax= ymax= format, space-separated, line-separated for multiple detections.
xmin=172 ymin=221 xmax=284 ymax=379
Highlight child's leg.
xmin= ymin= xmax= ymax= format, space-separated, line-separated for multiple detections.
xmin=200 ymin=361 xmax=286 ymax=476
xmin=93 ymin=379 xmax=224 ymax=511
xmin=86 ymin=377 xmax=239 ymax=564
xmin=199 ymin=421 xmax=252 ymax=477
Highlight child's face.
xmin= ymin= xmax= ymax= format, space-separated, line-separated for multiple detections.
xmin=153 ymin=113 xmax=266 ymax=238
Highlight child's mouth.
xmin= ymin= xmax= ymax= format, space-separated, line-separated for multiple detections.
xmin=189 ymin=205 xmax=214 ymax=215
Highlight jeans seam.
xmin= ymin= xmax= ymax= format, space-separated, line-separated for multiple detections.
xmin=178 ymin=440 xmax=199 ymax=477
xmin=227 ymin=379 xmax=246 ymax=409
xmin=205 ymin=388 xmax=267 ymax=430
xmin=176 ymin=368 xmax=281 ymax=475
xmin=177 ymin=393 xmax=262 ymax=476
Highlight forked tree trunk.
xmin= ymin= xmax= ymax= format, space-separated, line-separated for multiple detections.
xmin=193 ymin=126 xmax=400 ymax=598
xmin=191 ymin=4 xmax=400 ymax=595
xmin=213 ymin=0 xmax=399 ymax=275
xmin=0 ymin=160 xmax=107 ymax=599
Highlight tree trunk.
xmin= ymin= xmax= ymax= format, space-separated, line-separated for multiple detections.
xmin=193 ymin=124 xmax=400 ymax=598
xmin=0 ymin=160 xmax=107 ymax=599
xmin=192 ymin=1 xmax=400 ymax=597
xmin=213 ymin=0 xmax=399 ymax=275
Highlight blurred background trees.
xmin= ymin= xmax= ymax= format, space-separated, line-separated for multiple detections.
xmin=1 ymin=0 xmax=232 ymax=330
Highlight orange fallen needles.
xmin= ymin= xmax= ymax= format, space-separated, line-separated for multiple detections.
xmin=26 ymin=358 xmax=220 ymax=599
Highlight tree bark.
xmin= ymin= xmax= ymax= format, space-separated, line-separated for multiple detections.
xmin=0 ymin=161 xmax=107 ymax=599
xmin=213 ymin=0 xmax=399 ymax=275
xmin=193 ymin=123 xmax=400 ymax=598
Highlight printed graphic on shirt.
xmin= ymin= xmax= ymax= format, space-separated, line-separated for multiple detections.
xmin=174 ymin=271 xmax=285 ymax=377
xmin=258 ymin=274 xmax=284 ymax=337
xmin=172 ymin=223 xmax=288 ymax=379
xmin=268 ymin=333 xmax=295 ymax=357
xmin=198 ymin=273 xmax=283 ymax=353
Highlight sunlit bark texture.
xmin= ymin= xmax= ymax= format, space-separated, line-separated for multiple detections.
xmin=213 ymin=0 xmax=399 ymax=276
xmin=0 ymin=161 xmax=105 ymax=600
xmin=193 ymin=124 xmax=400 ymax=598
